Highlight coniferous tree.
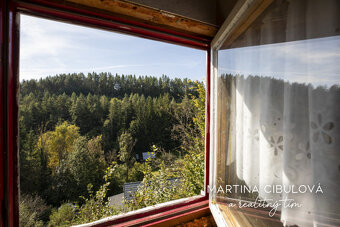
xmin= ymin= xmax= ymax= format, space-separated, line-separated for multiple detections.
xmin=118 ymin=131 xmax=137 ymax=182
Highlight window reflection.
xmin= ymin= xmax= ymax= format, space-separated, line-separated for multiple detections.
xmin=215 ymin=0 xmax=340 ymax=226
xmin=219 ymin=36 xmax=340 ymax=88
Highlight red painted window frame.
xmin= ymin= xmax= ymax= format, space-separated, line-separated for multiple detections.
xmin=0 ymin=0 xmax=211 ymax=226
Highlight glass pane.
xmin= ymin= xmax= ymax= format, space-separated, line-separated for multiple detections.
xmin=19 ymin=14 xmax=206 ymax=226
xmin=214 ymin=0 xmax=340 ymax=226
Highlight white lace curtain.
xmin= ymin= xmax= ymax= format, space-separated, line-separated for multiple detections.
xmin=232 ymin=75 xmax=340 ymax=226
xmin=221 ymin=0 xmax=340 ymax=226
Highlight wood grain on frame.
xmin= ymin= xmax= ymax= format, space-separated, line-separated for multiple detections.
xmin=62 ymin=0 xmax=218 ymax=38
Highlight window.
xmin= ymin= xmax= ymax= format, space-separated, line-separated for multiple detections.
xmin=1 ymin=1 xmax=211 ymax=226
xmin=210 ymin=0 xmax=340 ymax=226
xmin=18 ymin=14 xmax=208 ymax=226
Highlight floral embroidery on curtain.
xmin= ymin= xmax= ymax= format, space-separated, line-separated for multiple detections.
xmin=215 ymin=0 xmax=340 ymax=226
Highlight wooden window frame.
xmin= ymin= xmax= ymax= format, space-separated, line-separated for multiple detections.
xmin=0 ymin=0 xmax=211 ymax=226
xmin=209 ymin=0 xmax=278 ymax=226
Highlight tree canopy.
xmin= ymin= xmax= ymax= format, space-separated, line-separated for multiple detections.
xmin=19 ymin=73 xmax=205 ymax=226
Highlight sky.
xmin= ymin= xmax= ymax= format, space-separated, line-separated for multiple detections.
xmin=20 ymin=14 xmax=339 ymax=87
xmin=219 ymin=35 xmax=340 ymax=87
xmin=20 ymin=14 xmax=206 ymax=81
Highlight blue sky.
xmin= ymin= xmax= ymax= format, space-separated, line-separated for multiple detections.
xmin=219 ymin=36 xmax=340 ymax=87
xmin=21 ymin=14 xmax=339 ymax=87
xmin=20 ymin=15 xmax=206 ymax=81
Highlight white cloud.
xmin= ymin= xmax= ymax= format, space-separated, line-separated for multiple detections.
xmin=21 ymin=26 xmax=69 ymax=59
xmin=20 ymin=14 xmax=135 ymax=59
xmin=19 ymin=14 xmax=205 ymax=81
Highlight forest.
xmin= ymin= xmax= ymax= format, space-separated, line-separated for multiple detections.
xmin=19 ymin=73 xmax=205 ymax=226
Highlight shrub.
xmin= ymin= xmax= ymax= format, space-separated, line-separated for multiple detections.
xmin=124 ymin=81 xmax=205 ymax=210
xmin=48 ymin=203 xmax=75 ymax=227
xmin=19 ymin=194 xmax=51 ymax=227
xmin=107 ymin=163 xmax=126 ymax=195
xmin=124 ymin=148 xmax=204 ymax=211
xmin=128 ymin=162 xmax=145 ymax=182
xmin=73 ymin=162 xmax=121 ymax=224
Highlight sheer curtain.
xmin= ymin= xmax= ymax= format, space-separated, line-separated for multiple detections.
xmin=218 ymin=0 xmax=340 ymax=226
xmin=232 ymin=74 xmax=340 ymax=226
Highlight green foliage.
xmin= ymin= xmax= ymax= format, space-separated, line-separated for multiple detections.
xmin=118 ymin=131 xmax=137 ymax=182
xmin=64 ymin=135 xmax=107 ymax=200
xmin=128 ymin=162 xmax=145 ymax=182
xmin=177 ymin=148 xmax=205 ymax=196
xmin=73 ymin=163 xmax=120 ymax=224
xmin=37 ymin=121 xmax=80 ymax=172
xmin=19 ymin=194 xmax=51 ymax=227
xmin=19 ymin=129 xmax=45 ymax=195
xmin=124 ymin=147 xmax=205 ymax=211
xmin=124 ymin=159 xmax=185 ymax=210
xmin=125 ymin=81 xmax=206 ymax=210
xmin=177 ymin=81 xmax=206 ymax=196
xmin=118 ymin=132 xmax=136 ymax=163
xmin=20 ymin=73 xmax=198 ymax=101
xmin=191 ymin=82 xmax=206 ymax=145
xmin=23 ymin=123 xmax=108 ymax=205
xmin=107 ymin=163 xmax=126 ymax=194
xmin=48 ymin=204 xmax=75 ymax=227
xmin=19 ymin=72 xmax=205 ymax=224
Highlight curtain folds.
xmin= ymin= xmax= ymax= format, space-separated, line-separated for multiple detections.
xmin=231 ymin=74 xmax=340 ymax=226
xmin=217 ymin=0 xmax=340 ymax=226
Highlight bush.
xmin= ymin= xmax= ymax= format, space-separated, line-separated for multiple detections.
xmin=19 ymin=194 xmax=51 ymax=227
xmin=124 ymin=148 xmax=204 ymax=211
xmin=177 ymin=148 xmax=204 ymax=196
xmin=124 ymin=81 xmax=205 ymax=210
xmin=48 ymin=203 xmax=75 ymax=227
xmin=128 ymin=162 xmax=145 ymax=182
xmin=107 ymin=163 xmax=126 ymax=195
xmin=73 ymin=163 xmax=121 ymax=224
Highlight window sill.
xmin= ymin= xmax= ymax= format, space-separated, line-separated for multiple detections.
xmin=73 ymin=195 xmax=208 ymax=227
